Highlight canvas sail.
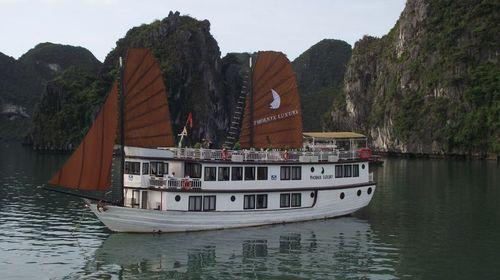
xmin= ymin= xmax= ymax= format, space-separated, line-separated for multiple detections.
xmin=239 ymin=51 xmax=303 ymax=149
xmin=49 ymin=48 xmax=173 ymax=191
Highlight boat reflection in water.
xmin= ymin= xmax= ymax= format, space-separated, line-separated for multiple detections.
xmin=78 ymin=217 xmax=398 ymax=279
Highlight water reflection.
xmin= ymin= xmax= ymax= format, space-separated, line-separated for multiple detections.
xmin=72 ymin=218 xmax=398 ymax=279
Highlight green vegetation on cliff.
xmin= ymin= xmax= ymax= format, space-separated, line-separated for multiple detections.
xmin=0 ymin=43 xmax=102 ymax=141
xmin=292 ymin=39 xmax=351 ymax=131
xmin=336 ymin=0 xmax=499 ymax=156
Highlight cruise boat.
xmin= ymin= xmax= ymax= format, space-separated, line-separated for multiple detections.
xmin=47 ymin=49 xmax=376 ymax=233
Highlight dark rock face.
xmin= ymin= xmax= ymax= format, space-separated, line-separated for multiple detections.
xmin=101 ymin=11 xmax=239 ymax=145
xmin=292 ymin=39 xmax=352 ymax=131
xmin=0 ymin=43 xmax=101 ymax=141
xmin=334 ymin=0 xmax=499 ymax=156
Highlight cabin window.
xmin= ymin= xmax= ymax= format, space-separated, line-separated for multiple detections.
xmin=257 ymin=167 xmax=268 ymax=180
xmin=245 ymin=167 xmax=256 ymax=180
xmin=280 ymin=193 xmax=290 ymax=208
xmin=185 ymin=163 xmax=202 ymax=178
xmin=203 ymin=196 xmax=216 ymax=211
xmin=291 ymin=193 xmax=301 ymax=207
xmin=353 ymin=164 xmax=359 ymax=177
xmin=280 ymin=166 xmax=291 ymax=180
xmin=188 ymin=196 xmax=202 ymax=211
xmin=244 ymin=195 xmax=256 ymax=209
xmin=218 ymin=167 xmax=230 ymax=181
xmin=204 ymin=167 xmax=216 ymax=181
xmin=151 ymin=162 xmax=168 ymax=176
xmin=142 ymin=163 xmax=149 ymax=175
xmin=344 ymin=165 xmax=352 ymax=177
xmin=231 ymin=167 xmax=243 ymax=181
xmin=291 ymin=166 xmax=301 ymax=180
xmin=256 ymin=194 xmax=268 ymax=209
xmin=124 ymin=161 xmax=140 ymax=175
xmin=335 ymin=165 xmax=343 ymax=178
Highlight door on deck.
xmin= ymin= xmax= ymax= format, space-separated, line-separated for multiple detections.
xmin=141 ymin=191 xmax=148 ymax=209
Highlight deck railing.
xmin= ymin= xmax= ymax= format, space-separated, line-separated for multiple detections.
xmin=169 ymin=147 xmax=362 ymax=163
xmin=148 ymin=177 xmax=202 ymax=190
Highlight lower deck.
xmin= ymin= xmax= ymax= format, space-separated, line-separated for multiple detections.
xmin=123 ymin=183 xmax=375 ymax=212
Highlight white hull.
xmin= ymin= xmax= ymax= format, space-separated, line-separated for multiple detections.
xmin=87 ymin=185 xmax=375 ymax=233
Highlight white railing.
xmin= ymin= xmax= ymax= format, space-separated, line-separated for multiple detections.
xmin=148 ymin=176 xmax=202 ymax=190
xmin=170 ymin=147 xmax=361 ymax=162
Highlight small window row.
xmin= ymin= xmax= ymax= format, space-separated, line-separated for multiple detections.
xmin=280 ymin=193 xmax=302 ymax=208
xmin=188 ymin=195 xmax=216 ymax=211
xmin=204 ymin=166 xmax=268 ymax=181
xmin=125 ymin=161 xmax=169 ymax=176
xmin=335 ymin=164 xmax=359 ymax=178
xmin=280 ymin=166 xmax=301 ymax=180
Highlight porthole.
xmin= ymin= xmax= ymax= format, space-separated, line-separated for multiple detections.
xmin=175 ymin=195 xmax=181 ymax=202
xmin=230 ymin=195 xmax=236 ymax=202
xmin=310 ymin=192 xmax=315 ymax=198
xmin=361 ymin=164 xmax=366 ymax=169
xmin=340 ymin=192 xmax=345 ymax=200
xmin=357 ymin=190 xmax=362 ymax=196
xmin=310 ymin=167 xmax=315 ymax=172
xmin=367 ymin=187 xmax=372 ymax=195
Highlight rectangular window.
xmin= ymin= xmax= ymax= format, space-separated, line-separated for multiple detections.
xmin=188 ymin=196 xmax=202 ymax=211
xmin=335 ymin=165 xmax=343 ymax=178
xmin=142 ymin=162 xmax=149 ymax=175
xmin=244 ymin=195 xmax=256 ymax=209
xmin=291 ymin=193 xmax=301 ymax=207
xmin=280 ymin=193 xmax=290 ymax=208
xmin=353 ymin=164 xmax=359 ymax=177
xmin=257 ymin=167 xmax=268 ymax=180
xmin=231 ymin=167 xmax=243 ymax=181
xmin=256 ymin=194 xmax=268 ymax=209
xmin=344 ymin=165 xmax=352 ymax=177
xmin=185 ymin=163 xmax=202 ymax=178
xmin=280 ymin=166 xmax=291 ymax=180
xmin=151 ymin=161 xmax=166 ymax=176
xmin=203 ymin=196 xmax=216 ymax=211
xmin=291 ymin=166 xmax=301 ymax=180
xmin=218 ymin=167 xmax=230 ymax=181
xmin=245 ymin=166 xmax=256 ymax=180
xmin=204 ymin=167 xmax=216 ymax=181
xmin=125 ymin=161 xmax=140 ymax=175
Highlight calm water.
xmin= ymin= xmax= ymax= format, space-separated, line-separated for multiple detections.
xmin=0 ymin=142 xmax=499 ymax=279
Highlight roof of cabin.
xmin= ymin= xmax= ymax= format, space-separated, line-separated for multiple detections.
xmin=303 ymin=132 xmax=366 ymax=139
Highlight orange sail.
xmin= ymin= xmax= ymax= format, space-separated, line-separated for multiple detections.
xmin=49 ymin=48 xmax=173 ymax=191
xmin=239 ymin=51 xmax=303 ymax=149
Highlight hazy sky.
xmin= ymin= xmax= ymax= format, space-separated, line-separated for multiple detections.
xmin=0 ymin=0 xmax=406 ymax=62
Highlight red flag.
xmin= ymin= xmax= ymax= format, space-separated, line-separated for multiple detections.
xmin=186 ymin=112 xmax=193 ymax=128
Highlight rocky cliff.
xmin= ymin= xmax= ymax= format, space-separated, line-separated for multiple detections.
xmin=292 ymin=39 xmax=351 ymax=131
xmin=29 ymin=12 xmax=242 ymax=149
xmin=332 ymin=0 xmax=499 ymax=156
xmin=0 ymin=43 xmax=101 ymax=141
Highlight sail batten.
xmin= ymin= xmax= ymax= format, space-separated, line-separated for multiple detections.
xmin=239 ymin=51 xmax=303 ymax=149
xmin=49 ymin=48 xmax=174 ymax=192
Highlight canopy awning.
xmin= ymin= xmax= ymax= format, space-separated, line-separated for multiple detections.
xmin=303 ymin=132 xmax=366 ymax=140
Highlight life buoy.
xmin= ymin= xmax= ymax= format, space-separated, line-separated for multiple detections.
xmin=222 ymin=149 xmax=229 ymax=160
xmin=182 ymin=179 xmax=192 ymax=191
xmin=282 ymin=150 xmax=289 ymax=161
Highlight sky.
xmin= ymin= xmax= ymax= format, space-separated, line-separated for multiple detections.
xmin=0 ymin=0 xmax=406 ymax=62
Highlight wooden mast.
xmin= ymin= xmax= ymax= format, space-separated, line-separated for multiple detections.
xmin=118 ymin=56 xmax=125 ymax=206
